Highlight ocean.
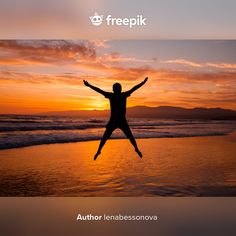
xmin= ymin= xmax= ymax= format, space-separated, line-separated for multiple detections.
xmin=0 ymin=114 xmax=236 ymax=149
xmin=0 ymin=115 xmax=236 ymax=196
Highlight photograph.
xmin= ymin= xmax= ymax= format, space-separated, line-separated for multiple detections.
xmin=0 ymin=40 xmax=236 ymax=196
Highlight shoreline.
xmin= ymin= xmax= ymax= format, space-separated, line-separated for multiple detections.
xmin=0 ymin=129 xmax=235 ymax=196
xmin=1 ymin=129 xmax=236 ymax=151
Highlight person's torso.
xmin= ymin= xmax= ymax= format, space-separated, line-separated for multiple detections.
xmin=108 ymin=93 xmax=127 ymax=120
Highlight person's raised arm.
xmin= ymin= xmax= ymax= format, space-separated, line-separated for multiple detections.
xmin=126 ymin=77 xmax=148 ymax=95
xmin=83 ymin=80 xmax=108 ymax=97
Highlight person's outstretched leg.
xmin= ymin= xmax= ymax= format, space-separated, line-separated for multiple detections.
xmin=94 ymin=126 xmax=114 ymax=160
xmin=120 ymin=123 xmax=142 ymax=158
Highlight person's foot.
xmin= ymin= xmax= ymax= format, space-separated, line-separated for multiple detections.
xmin=135 ymin=148 xmax=142 ymax=158
xmin=94 ymin=151 xmax=101 ymax=160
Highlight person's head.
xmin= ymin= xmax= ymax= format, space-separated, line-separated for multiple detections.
xmin=113 ymin=83 xmax=122 ymax=93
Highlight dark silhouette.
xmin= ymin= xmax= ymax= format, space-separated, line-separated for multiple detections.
xmin=83 ymin=77 xmax=148 ymax=160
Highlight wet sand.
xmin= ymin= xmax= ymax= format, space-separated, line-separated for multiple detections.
xmin=0 ymin=132 xmax=236 ymax=196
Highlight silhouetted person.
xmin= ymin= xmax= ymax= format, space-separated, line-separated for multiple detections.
xmin=83 ymin=77 xmax=148 ymax=160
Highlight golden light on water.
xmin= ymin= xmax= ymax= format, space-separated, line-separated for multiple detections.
xmin=0 ymin=133 xmax=236 ymax=196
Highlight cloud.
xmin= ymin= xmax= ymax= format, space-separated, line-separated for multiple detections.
xmin=0 ymin=40 xmax=152 ymax=68
xmin=0 ymin=70 xmax=99 ymax=86
xmin=205 ymin=62 xmax=236 ymax=69
xmin=1 ymin=69 xmax=236 ymax=110
xmin=0 ymin=40 xmax=153 ymax=79
xmin=164 ymin=59 xmax=202 ymax=68
xmin=88 ymin=40 xmax=110 ymax=48
xmin=163 ymin=59 xmax=236 ymax=70
xmin=0 ymin=40 xmax=236 ymax=110
xmin=1 ymin=68 xmax=235 ymax=88
xmin=0 ymin=40 xmax=96 ymax=66
xmin=97 ymin=52 xmax=154 ymax=63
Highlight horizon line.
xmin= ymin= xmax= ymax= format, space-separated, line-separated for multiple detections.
xmin=1 ymin=105 xmax=236 ymax=116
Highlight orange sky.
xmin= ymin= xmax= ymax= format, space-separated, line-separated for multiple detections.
xmin=0 ymin=40 xmax=236 ymax=114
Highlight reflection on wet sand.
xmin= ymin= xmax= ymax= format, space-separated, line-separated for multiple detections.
xmin=0 ymin=132 xmax=236 ymax=196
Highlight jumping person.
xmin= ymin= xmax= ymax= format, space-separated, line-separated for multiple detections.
xmin=83 ymin=77 xmax=148 ymax=160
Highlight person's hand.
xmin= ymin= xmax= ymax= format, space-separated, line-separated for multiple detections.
xmin=143 ymin=77 xmax=148 ymax=83
xmin=83 ymin=80 xmax=90 ymax=87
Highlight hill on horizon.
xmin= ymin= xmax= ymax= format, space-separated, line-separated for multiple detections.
xmin=37 ymin=106 xmax=236 ymax=120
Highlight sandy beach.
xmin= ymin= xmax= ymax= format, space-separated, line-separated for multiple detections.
xmin=0 ymin=132 xmax=236 ymax=196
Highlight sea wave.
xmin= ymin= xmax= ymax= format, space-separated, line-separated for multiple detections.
xmin=0 ymin=115 xmax=236 ymax=150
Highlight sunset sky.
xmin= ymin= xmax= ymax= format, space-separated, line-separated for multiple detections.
xmin=0 ymin=40 xmax=236 ymax=114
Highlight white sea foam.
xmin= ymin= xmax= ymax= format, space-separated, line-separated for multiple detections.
xmin=0 ymin=115 xmax=236 ymax=149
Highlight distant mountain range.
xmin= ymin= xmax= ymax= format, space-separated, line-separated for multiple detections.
xmin=38 ymin=106 xmax=236 ymax=120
